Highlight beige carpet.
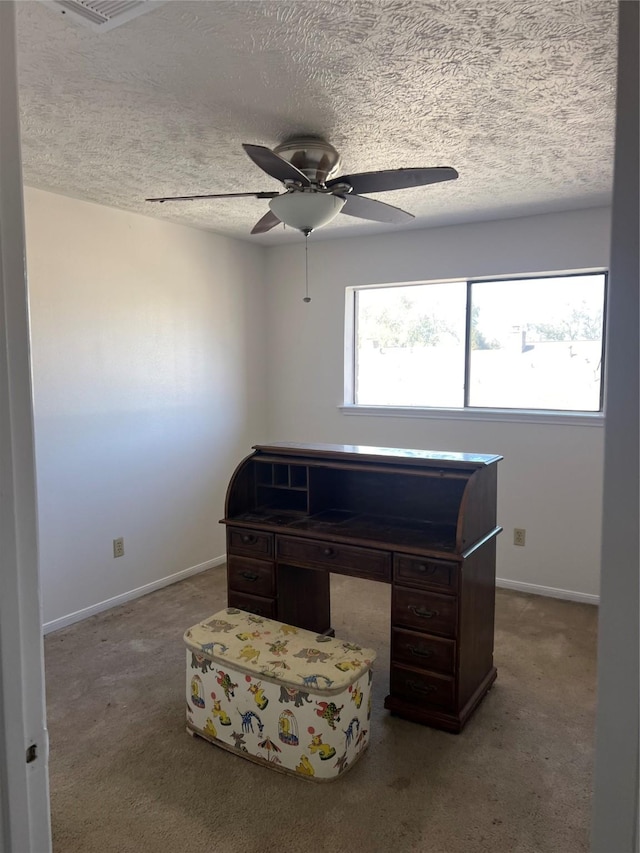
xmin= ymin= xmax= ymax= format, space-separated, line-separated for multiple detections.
xmin=44 ymin=568 xmax=597 ymax=853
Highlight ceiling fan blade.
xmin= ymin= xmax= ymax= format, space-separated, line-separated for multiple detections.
xmin=251 ymin=209 xmax=282 ymax=235
xmin=146 ymin=191 xmax=280 ymax=203
xmin=242 ymin=144 xmax=311 ymax=187
xmin=339 ymin=193 xmax=414 ymax=224
xmin=327 ymin=167 xmax=458 ymax=195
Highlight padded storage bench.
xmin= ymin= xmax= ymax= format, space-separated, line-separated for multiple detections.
xmin=185 ymin=607 xmax=376 ymax=781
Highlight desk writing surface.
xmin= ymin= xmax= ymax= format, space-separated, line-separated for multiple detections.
xmin=228 ymin=509 xmax=459 ymax=555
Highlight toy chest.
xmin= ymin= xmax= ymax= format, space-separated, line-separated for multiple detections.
xmin=184 ymin=607 xmax=376 ymax=781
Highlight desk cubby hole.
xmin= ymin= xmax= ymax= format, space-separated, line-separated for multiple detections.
xmin=256 ymin=487 xmax=308 ymax=513
xmin=289 ymin=465 xmax=308 ymax=489
xmin=253 ymin=461 xmax=310 ymax=514
xmin=255 ymin=463 xmax=274 ymax=487
xmin=255 ymin=461 xmax=308 ymax=490
xmin=273 ymin=464 xmax=289 ymax=486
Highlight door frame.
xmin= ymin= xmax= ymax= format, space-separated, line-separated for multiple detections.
xmin=0 ymin=3 xmax=52 ymax=850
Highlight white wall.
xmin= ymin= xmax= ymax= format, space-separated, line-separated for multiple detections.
xmin=264 ymin=207 xmax=611 ymax=600
xmin=26 ymin=197 xmax=611 ymax=624
xmin=25 ymin=187 xmax=267 ymax=628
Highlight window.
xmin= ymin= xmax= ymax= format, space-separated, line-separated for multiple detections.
xmin=349 ymin=272 xmax=606 ymax=414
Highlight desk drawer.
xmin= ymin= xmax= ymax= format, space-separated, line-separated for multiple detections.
xmin=228 ymin=527 xmax=274 ymax=559
xmin=392 ymin=587 xmax=457 ymax=638
xmin=276 ymin=536 xmax=391 ymax=582
xmin=227 ymin=590 xmax=276 ymax=619
xmin=391 ymin=628 xmax=456 ymax=675
xmin=390 ymin=664 xmax=456 ymax=711
xmin=394 ymin=554 xmax=458 ymax=594
xmin=227 ymin=556 xmax=275 ymax=597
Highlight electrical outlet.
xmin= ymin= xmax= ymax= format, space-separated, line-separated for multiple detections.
xmin=513 ymin=528 xmax=526 ymax=547
xmin=113 ymin=537 xmax=124 ymax=558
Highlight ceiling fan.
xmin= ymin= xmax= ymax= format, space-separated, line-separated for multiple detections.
xmin=146 ymin=138 xmax=458 ymax=235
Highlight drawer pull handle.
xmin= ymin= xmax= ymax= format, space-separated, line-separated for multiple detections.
xmin=409 ymin=606 xmax=439 ymax=619
xmin=240 ymin=571 xmax=259 ymax=582
xmin=406 ymin=680 xmax=437 ymax=695
xmin=322 ymin=547 xmax=336 ymax=558
xmin=416 ymin=563 xmax=437 ymax=574
xmin=407 ymin=645 xmax=433 ymax=659
xmin=240 ymin=534 xmax=256 ymax=545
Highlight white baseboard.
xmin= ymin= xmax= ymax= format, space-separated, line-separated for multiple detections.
xmin=43 ymin=555 xmax=226 ymax=634
xmin=496 ymin=577 xmax=599 ymax=605
xmin=42 ymin=560 xmax=597 ymax=634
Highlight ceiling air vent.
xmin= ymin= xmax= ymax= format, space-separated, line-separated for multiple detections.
xmin=40 ymin=0 xmax=164 ymax=32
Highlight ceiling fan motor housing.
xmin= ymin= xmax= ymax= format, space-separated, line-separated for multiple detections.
xmin=274 ymin=138 xmax=341 ymax=185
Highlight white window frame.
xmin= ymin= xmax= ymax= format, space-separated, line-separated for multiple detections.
xmin=342 ymin=270 xmax=607 ymax=427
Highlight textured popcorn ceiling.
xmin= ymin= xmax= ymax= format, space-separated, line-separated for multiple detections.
xmin=16 ymin=0 xmax=617 ymax=244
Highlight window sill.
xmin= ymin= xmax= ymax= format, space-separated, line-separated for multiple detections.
xmin=338 ymin=404 xmax=605 ymax=427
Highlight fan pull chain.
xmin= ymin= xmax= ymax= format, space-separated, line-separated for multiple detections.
xmin=303 ymin=231 xmax=311 ymax=303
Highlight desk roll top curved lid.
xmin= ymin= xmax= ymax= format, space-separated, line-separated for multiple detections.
xmin=184 ymin=608 xmax=376 ymax=695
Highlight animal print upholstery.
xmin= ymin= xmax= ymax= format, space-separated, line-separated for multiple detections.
xmin=184 ymin=607 xmax=376 ymax=693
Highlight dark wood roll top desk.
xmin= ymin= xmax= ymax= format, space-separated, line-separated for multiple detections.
xmin=220 ymin=442 xmax=502 ymax=733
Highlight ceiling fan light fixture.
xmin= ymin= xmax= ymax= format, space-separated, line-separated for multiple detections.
xmin=146 ymin=139 xmax=458 ymax=236
xmin=269 ymin=192 xmax=345 ymax=233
